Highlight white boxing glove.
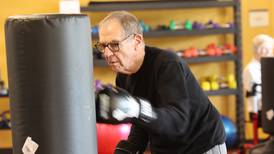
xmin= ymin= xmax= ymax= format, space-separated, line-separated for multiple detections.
xmin=96 ymin=85 xmax=156 ymax=123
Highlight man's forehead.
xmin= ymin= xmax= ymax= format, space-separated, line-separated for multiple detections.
xmin=99 ymin=22 xmax=124 ymax=42
xmin=99 ymin=32 xmax=123 ymax=43
xmin=100 ymin=19 xmax=122 ymax=33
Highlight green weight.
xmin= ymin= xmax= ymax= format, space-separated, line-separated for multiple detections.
xmin=185 ymin=20 xmax=192 ymax=30
xmin=169 ymin=20 xmax=176 ymax=30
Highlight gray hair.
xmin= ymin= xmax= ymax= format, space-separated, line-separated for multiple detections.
xmin=253 ymin=34 xmax=274 ymax=52
xmin=99 ymin=11 xmax=143 ymax=36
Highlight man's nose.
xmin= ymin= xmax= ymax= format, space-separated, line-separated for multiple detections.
xmin=104 ymin=47 xmax=114 ymax=58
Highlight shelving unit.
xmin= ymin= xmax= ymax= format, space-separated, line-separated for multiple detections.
xmin=83 ymin=0 xmax=245 ymax=151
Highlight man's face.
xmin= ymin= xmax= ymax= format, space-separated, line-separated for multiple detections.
xmin=98 ymin=19 xmax=138 ymax=74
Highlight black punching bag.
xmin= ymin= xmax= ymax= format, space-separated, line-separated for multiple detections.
xmin=5 ymin=14 xmax=97 ymax=154
xmin=261 ymin=57 xmax=274 ymax=154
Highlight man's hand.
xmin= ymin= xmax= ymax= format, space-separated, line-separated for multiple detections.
xmin=95 ymin=85 xmax=156 ymax=123
xmin=96 ymin=86 xmax=140 ymax=122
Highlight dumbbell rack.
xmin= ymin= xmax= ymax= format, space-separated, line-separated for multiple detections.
xmin=81 ymin=0 xmax=245 ymax=151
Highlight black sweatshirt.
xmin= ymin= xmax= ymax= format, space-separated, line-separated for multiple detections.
xmin=116 ymin=46 xmax=226 ymax=154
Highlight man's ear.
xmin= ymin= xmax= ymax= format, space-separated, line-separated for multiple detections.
xmin=134 ymin=34 xmax=144 ymax=50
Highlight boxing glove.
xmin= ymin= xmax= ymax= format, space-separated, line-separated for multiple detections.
xmin=95 ymin=85 xmax=156 ymax=123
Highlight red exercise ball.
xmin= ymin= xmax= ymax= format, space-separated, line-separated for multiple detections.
xmin=96 ymin=123 xmax=131 ymax=154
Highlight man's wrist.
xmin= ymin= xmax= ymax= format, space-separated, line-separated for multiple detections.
xmin=138 ymin=98 xmax=157 ymax=122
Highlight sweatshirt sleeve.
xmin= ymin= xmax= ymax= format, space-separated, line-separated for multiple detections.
xmin=138 ymin=60 xmax=193 ymax=136
xmin=128 ymin=123 xmax=149 ymax=151
xmin=115 ymin=74 xmax=149 ymax=153
xmin=115 ymin=123 xmax=148 ymax=153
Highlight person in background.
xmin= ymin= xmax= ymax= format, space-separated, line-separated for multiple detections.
xmin=95 ymin=11 xmax=227 ymax=154
xmin=243 ymin=34 xmax=274 ymax=128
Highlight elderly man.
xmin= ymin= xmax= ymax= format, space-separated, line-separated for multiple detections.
xmin=95 ymin=11 xmax=227 ymax=154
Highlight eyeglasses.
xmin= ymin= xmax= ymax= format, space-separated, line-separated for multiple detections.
xmin=95 ymin=34 xmax=135 ymax=54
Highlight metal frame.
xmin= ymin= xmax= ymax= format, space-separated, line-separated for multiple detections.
xmin=233 ymin=0 xmax=245 ymax=152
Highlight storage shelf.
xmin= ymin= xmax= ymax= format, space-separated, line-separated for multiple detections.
xmin=0 ymin=95 xmax=8 ymax=98
xmin=81 ymin=0 xmax=236 ymax=12
xmin=93 ymin=54 xmax=237 ymax=67
xmin=0 ymin=148 xmax=12 ymax=154
xmin=0 ymin=128 xmax=11 ymax=130
xmin=205 ymin=89 xmax=238 ymax=96
xmin=185 ymin=54 xmax=237 ymax=63
xmin=92 ymin=27 xmax=235 ymax=39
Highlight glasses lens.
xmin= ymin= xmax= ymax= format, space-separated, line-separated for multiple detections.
xmin=95 ymin=43 xmax=105 ymax=53
xmin=108 ymin=42 xmax=119 ymax=52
